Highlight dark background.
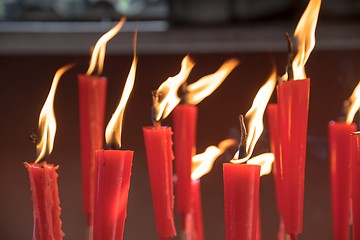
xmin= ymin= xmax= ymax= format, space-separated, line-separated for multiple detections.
xmin=1 ymin=49 xmax=360 ymax=239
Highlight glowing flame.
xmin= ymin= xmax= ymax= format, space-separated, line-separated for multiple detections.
xmin=35 ymin=64 xmax=73 ymax=163
xmin=186 ymin=59 xmax=239 ymax=105
xmin=345 ymin=81 xmax=360 ymax=124
xmin=105 ymin=33 xmax=137 ymax=148
xmin=191 ymin=139 xmax=237 ymax=180
xmin=86 ymin=18 xmax=126 ymax=76
xmin=292 ymin=0 xmax=321 ymax=80
xmin=153 ymin=55 xmax=195 ymax=121
xmin=247 ymin=153 xmax=274 ymax=176
xmin=231 ymin=70 xmax=277 ymax=164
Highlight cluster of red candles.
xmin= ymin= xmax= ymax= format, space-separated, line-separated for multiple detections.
xmin=23 ymin=0 xmax=360 ymax=239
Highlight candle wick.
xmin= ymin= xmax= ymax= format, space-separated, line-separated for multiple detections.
xmin=285 ymin=32 xmax=294 ymax=81
xmin=238 ymin=114 xmax=247 ymax=160
xmin=180 ymin=81 xmax=189 ymax=104
xmin=151 ymin=90 xmax=163 ymax=128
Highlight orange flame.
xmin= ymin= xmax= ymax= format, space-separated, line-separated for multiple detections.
xmin=231 ymin=69 xmax=277 ymax=163
xmin=86 ymin=18 xmax=126 ymax=76
xmin=291 ymin=0 xmax=321 ymax=80
xmin=105 ymin=33 xmax=137 ymax=148
xmin=191 ymin=139 xmax=237 ymax=180
xmin=247 ymin=153 xmax=274 ymax=176
xmin=153 ymin=55 xmax=195 ymax=121
xmin=35 ymin=64 xmax=74 ymax=163
xmin=186 ymin=59 xmax=239 ymax=105
xmin=345 ymin=81 xmax=360 ymax=124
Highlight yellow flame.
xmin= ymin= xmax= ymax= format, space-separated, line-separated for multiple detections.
xmin=153 ymin=55 xmax=195 ymax=121
xmin=345 ymin=81 xmax=360 ymax=124
xmin=186 ymin=59 xmax=239 ymax=105
xmin=35 ymin=64 xmax=74 ymax=163
xmin=105 ymin=33 xmax=137 ymax=148
xmin=191 ymin=139 xmax=237 ymax=180
xmin=246 ymin=153 xmax=274 ymax=176
xmin=231 ymin=70 xmax=277 ymax=164
xmin=292 ymin=0 xmax=321 ymax=80
xmin=86 ymin=18 xmax=126 ymax=76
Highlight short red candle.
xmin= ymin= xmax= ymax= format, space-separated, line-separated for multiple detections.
xmin=143 ymin=126 xmax=176 ymax=239
xmin=277 ymin=78 xmax=310 ymax=235
xmin=78 ymin=74 xmax=107 ymax=225
xmin=92 ymin=150 xmax=133 ymax=240
xmin=328 ymin=122 xmax=356 ymax=240
xmin=172 ymin=104 xmax=198 ymax=218
xmin=24 ymin=162 xmax=64 ymax=240
xmin=223 ymin=163 xmax=260 ymax=240
xmin=351 ymin=132 xmax=360 ymax=239
xmin=183 ymin=180 xmax=204 ymax=240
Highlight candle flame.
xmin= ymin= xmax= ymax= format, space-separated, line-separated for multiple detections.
xmin=105 ymin=33 xmax=137 ymax=148
xmin=186 ymin=59 xmax=239 ymax=105
xmin=153 ymin=55 xmax=195 ymax=121
xmin=231 ymin=69 xmax=277 ymax=164
xmin=86 ymin=18 xmax=126 ymax=76
xmin=344 ymin=81 xmax=360 ymax=124
xmin=191 ymin=139 xmax=237 ymax=180
xmin=247 ymin=153 xmax=274 ymax=176
xmin=287 ymin=0 xmax=321 ymax=80
xmin=35 ymin=64 xmax=74 ymax=163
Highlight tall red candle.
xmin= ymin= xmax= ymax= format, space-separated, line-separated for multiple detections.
xmin=266 ymin=104 xmax=283 ymax=215
xmin=173 ymin=104 xmax=198 ymax=220
xmin=25 ymin=163 xmax=64 ymax=240
xmin=143 ymin=126 xmax=176 ymax=239
xmin=277 ymin=78 xmax=310 ymax=235
xmin=223 ymin=163 xmax=260 ymax=240
xmin=78 ymin=74 xmax=107 ymax=225
xmin=328 ymin=122 xmax=356 ymax=240
xmin=351 ymin=132 xmax=360 ymax=239
xmin=92 ymin=150 xmax=133 ymax=240
xmin=78 ymin=18 xmax=125 ymax=226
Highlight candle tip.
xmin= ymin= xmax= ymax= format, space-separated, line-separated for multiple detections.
xmin=285 ymin=32 xmax=294 ymax=81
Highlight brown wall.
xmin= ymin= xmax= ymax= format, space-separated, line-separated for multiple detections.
xmin=1 ymin=50 xmax=359 ymax=239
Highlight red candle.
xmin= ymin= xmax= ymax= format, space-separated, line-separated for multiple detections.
xmin=78 ymin=18 xmax=125 ymax=226
xmin=266 ymin=104 xmax=286 ymax=239
xmin=277 ymin=78 xmax=310 ymax=235
xmin=25 ymin=65 xmax=72 ymax=240
xmin=78 ymin=74 xmax=107 ymax=225
xmin=183 ymin=180 xmax=204 ymax=240
xmin=223 ymin=163 xmax=260 ymax=240
xmin=351 ymin=132 xmax=360 ymax=239
xmin=92 ymin=150 xmax=133 ymax=240
xmin=328 ymin=122 xmax=356 ymax=240
xmin=25 ymin=162 xmax=64 ymax=240
xmin=143 ymin=126 xmax=176 ymax=239
xmin=172 ymin=104 xmax=198 ymax=220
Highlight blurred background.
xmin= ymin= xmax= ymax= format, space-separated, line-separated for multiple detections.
xmin=1 ymin=0 xmax=360 ymax=239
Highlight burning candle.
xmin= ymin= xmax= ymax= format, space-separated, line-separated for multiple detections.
xmin=92 ymin=34 xmax=137 ymax=240
xmin=143 ymin=56 xmax=195 ymax=239
xmin=172 ymin=57 xmax=239 ymax=233
xmin=25 ymin=64 xmax=73 ymax=240
xmin=78 ymin=18 xmax=125 ymax=227
xmin=190 ymin=139 xmax=237 ymax=240
xmin=351 ymin=131 xmax=360 ymax=240
xmin=277 ymin=0 xmax=321 ymax=238
xmin=328 ymin=81 xmax=360 ymax=240
xmin=225 ymin=71 xmax=276 ymax=240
